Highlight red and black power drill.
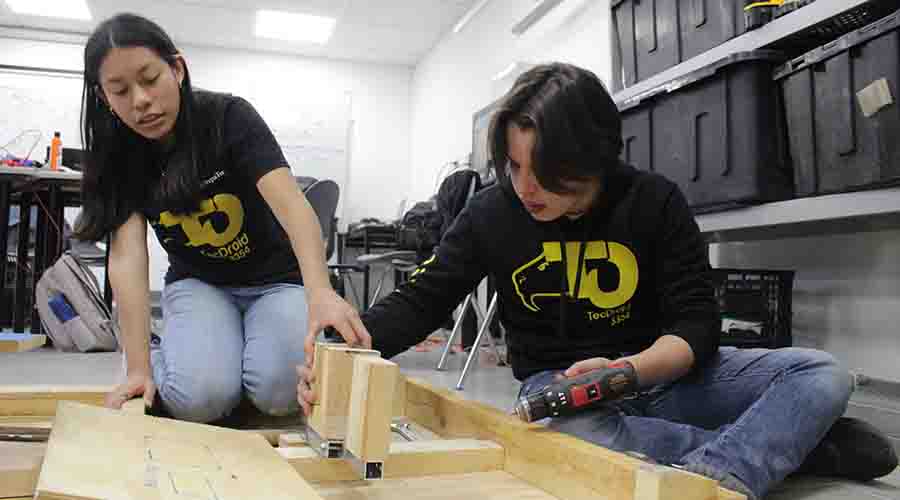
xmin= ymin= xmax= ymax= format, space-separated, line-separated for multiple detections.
xmin=513 ymin=360 xmax=639 ymax=422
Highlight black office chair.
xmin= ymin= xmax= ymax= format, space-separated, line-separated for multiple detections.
xmin=303 ymin=179 xmax=365 ymax=308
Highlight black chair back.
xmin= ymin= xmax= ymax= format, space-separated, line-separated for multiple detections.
xmin=303 ymin=179 xmax=340 ymax=260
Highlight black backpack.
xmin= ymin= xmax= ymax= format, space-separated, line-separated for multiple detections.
xmin=397 ymin=170 xmax=483 ymax=260
xmin=396 ymin=200 xmax=442 ymax=258
xmin=435 ymin=170 xmax=482 ymax=236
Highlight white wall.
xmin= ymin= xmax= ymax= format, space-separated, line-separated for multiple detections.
xmin=0 ymin=32 xmax=412 ymax=291
xmin=408 ymin=0 xmax=612 ymax=201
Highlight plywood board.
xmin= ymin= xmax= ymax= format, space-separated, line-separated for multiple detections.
xmin=345 ymin=356 xmax=398 ymax=463
xmin=281 ymin=438 xmax=504 ymax=482
xmin=0 ymin=385 xmax=109 ymax=417
xmin=35 ymin=402 xmax=323 ymax=500
xmin=0 ymin=442 xmax=45 ymax=498
xmin=313 ymin=471 xmax=558 ymax=499
xmin=403 ymin=378 xmax=745 ymax=500
xmin=0 ymin=334 xmax=46 ymax=353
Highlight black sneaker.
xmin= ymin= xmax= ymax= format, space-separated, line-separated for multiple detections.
xmin=798 ymin=417 xmax=898 ymax=480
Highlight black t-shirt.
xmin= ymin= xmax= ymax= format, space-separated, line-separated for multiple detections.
xmin=143 ymin=92 xmax=302 ymax=287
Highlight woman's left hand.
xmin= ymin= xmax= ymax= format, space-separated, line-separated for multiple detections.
xmin=304 ymin=288 xmax=372 ymax=360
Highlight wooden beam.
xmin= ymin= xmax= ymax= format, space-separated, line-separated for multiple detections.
xmin=280 ymin=438 xmax=504 ymax=482
xmin=345 ymin=356 xmax=398 ymax=464
xmin=635 ymin=465 xmax=718 ymax=500
xmin=313 ymin=471 xmax=557 ymax=500
xmin=0 ymin=334 xmax=46 ymax=353
xmin=0 ymin=386 xmax=110 ymax=417
xmin=308 ymin=343 xmax=379 ymax=442
xmin=402 ymin=378 xmax=746 ymax=500
xmin=35 ymin=402 xmax=323 ymax=500
xmin=0 ymin=442 xmax=45 ymax=498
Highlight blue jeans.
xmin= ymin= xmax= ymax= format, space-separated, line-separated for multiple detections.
xmin=151 ymin=278 xmax=308 ymax=423
xmin=518 ymin=347 xmax=853 ymax=500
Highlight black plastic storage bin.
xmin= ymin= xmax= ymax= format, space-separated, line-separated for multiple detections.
xmin=775 ymin=12 xmax=900 ymax=196
xmin=712 ymin=269 xmax=794 ymax=349
xmin=619 ymin=51 xmax=794 ymax=213
xmin=612 ymin=0 xmax=748 ymax=91
xmin=768 ymin=1 xmax=900 ymax=55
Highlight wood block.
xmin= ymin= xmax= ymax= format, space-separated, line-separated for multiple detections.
xmin=344 ymin=356 xmax=398 ymax=463
xmin=35 ymin=402 xmax=323 ymax=500
xmin=0 ymin=334 xmax=46 ymax=353
xmin=635 ymin=464 xmax=720 ymax=500
xmin=0 ymin=442 xmax=45 ymax=498
xmin=392 ymin=373 xmax=407 ymax=417
xmin=308 ymin=342 xmax=379 ymax=441
xmin=0 ymin=385 xmax=110 ymax=417
xmin=280 ymin=438 xmax=504 ymax=482
xmin=279 ymin=432 xmax=307 ymax=448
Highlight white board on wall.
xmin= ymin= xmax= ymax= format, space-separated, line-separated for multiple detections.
xmin=1 ymin=68 xmax=352 ymax=290
xmin=0 ymin=68 xmax=83 ymax=162
xmin=230 ymin=89 xmax=352 ymax=226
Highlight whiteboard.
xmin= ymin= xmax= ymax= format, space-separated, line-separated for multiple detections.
xmin=239 ymin=90 xmax=351 ymax=221
xmin=0 ymin=69 xmax=351 ymax=201
xmin=0 ymin=68 xmax=351 ymax=290
xmin=0 ymin=69 xmax=84 ymax=163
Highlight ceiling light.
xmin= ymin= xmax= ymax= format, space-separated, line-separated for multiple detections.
xmin=511 ymin=0 xmax=564 ymax=36
xmin=255 ymin=9 xmax=336 ymax=44
xmin=453 ymin=0 xmax=491 ymax=34
xmin=5 ymin=0 xmax=91 ymax=21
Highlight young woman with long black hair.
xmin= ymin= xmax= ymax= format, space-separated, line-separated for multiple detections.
xmin=77 ymin=13 xmax=369 ymax=422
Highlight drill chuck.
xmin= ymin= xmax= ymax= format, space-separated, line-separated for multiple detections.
xmin=514 ymin=360 xmax=638 ymax=422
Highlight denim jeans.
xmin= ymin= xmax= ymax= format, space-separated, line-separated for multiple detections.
xmin=518 ymin=347 xmax=853 ymax=500
xmin=150 ymin=278 xmax=307 ymax=423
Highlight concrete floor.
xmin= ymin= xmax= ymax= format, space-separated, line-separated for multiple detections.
xmin=1 ymin=344 xmax=898 ymax=499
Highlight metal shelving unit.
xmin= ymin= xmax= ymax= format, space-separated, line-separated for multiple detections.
xmin=697 ymin=187 xmax=900 ymax=243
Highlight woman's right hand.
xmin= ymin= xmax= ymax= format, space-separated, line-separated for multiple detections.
xmin=105 ymin=372 xmax=156 ymax=410
xmin=296 ymin=363 xmax=316 ymax=416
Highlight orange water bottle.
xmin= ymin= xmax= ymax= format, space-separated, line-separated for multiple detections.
xmin=49 ymin=131 xmax=62 ymax=170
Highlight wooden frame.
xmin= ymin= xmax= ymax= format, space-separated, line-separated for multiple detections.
xmin=1 ymin=378 xmax=745 ymax=500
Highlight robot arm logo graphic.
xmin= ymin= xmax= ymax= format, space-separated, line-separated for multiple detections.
xmin=512 ymin=241 xmax=639 ymax=312
xmin=158 ymin=194 xmax=245 ymax=248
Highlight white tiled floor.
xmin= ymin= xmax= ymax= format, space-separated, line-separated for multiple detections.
xmin=1 ymin=345 xmax=898 ymax=499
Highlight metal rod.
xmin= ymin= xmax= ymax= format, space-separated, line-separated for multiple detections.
xmin=437 ymin=294 xmax=473 ymax=370
xmin=456 ymin=293 xmax=498 ymax=390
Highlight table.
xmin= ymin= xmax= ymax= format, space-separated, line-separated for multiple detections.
xmin=0 ymin=167 xmax=88 ymax=334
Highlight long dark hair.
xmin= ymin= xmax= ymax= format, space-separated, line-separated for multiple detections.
xmin=75 ymin=13 xmax=218 ymax=241
xmin=488 ymin=62 xmax=623 ymax=194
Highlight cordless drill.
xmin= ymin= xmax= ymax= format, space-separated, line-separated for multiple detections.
xmin=513 ymin=360 xmax=639 ymax=422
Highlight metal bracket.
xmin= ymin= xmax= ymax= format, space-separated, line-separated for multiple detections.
xmin=390 ymin=422 xmax=418 ymax=442
xmin=344 ymin=449 xmax=384 ymax=480
xmin=304 ymin=427 xmax=344 ymax=459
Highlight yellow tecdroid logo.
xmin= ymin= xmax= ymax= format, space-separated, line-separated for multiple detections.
xmin=512 ymin=241 xmax=639 ymax=312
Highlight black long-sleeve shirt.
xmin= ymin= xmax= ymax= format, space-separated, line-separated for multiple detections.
xmin=362 ymin=162 xmax=719 ymax=381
